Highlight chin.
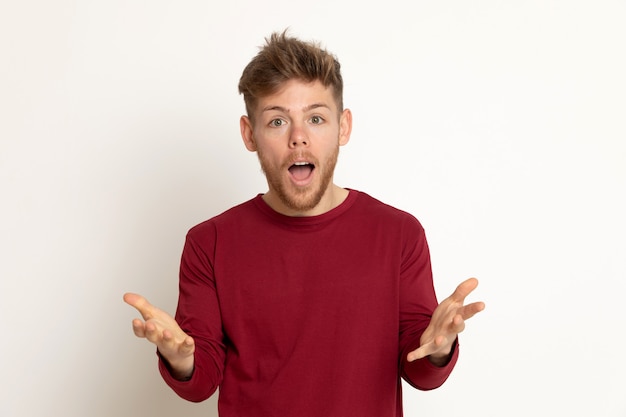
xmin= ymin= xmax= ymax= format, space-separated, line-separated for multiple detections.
xmin=270 ymin=180 xmax=327 ymax=212
xmin=282 ymin=189 xmax=324 ymax=212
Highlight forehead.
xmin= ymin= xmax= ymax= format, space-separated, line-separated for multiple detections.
xmin=256 ymin=79 xmax=337 ymax=113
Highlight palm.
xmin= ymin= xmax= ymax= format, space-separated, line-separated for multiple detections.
xmin=123 ymin=293 xmax=195 ymax=378
xmin=408 ymin=278 xmax=484 ymax=362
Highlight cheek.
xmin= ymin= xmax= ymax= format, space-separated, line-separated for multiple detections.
xmin=257 ymin=146 xmax=285 ymax=169
xmin=256 ymin=123 xmax=289 ymax=138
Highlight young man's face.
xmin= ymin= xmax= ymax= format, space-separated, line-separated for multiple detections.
xmin=240 ymin=79 xmax=352 ymax=216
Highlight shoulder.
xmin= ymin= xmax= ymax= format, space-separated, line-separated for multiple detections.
xmin=186 ymin=196 xmax=260 ymax=238
xmin=352 ymin=190 xmax=424 ymax=230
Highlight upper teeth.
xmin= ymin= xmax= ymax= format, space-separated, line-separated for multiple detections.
xmin=294 ymin=162 xmax=309 ymax=166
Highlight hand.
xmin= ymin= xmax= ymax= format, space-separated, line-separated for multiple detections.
xmin=407 ymin=278 xmax=485 ymax=363
xmin=123 ymin=293 xmax=195 ymax=379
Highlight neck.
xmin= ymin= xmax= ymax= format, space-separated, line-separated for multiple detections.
xmin=263 ymin=184 xmax=349 ymax=217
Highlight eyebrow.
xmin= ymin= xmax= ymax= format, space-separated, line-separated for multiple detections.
xmin=261 ymin=103 xmax=331 ymax=113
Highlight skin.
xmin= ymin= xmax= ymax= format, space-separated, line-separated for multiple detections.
xmin=124 ymin=79 xmax=485 ymax=379
xmin=240 ymin=79 xmax=352 ymax=216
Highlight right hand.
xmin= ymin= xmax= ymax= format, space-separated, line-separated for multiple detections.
xmin=123 ymin=293 xmax=195 ymax=380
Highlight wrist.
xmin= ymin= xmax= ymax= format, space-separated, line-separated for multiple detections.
xmin=427 ymin=351 xmax=452 ymax=367
xmin=427 ymin=338 xmax=458 ymax=367
xmin=158 ymin=351 xmax=194 ymax=381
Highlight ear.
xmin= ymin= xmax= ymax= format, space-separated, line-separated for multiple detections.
xmin=338 ymin=108 xmax=352 ymax=146
xmin=240 ymin=115 xmax=257 ymax=152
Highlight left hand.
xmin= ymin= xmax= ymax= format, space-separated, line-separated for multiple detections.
xmin=407 ymin=277 xmax=485 ymax=363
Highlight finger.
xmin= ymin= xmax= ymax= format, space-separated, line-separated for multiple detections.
xmin=165 ymin=331 xmax=195 ymax=355
xmin=449 ymin=278 xmax=479 ymax=303
xmin=180 ymin=336 xmax=195 ymax=355
xmin=143 ymin=320 xmax=163 ymax=344
xmin=123 ymin=293 xmax=155 ymax=320
xmin=159 ymin=330 xmax=195 ymax=358
xmin=450 ymin=314 xmax=466 ymax=334
xmin=131 ymin=318 xmax=147 ymax=338
xmin=407 ymin=342 xmax=434 ymax=362
xmin=407 ymin=335 xmax=448 ymax=362
xmin=458 ymin=301 xmax=486 ymax=320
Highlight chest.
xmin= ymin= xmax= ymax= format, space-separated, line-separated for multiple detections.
xmin=213 ymin=223 xmax=403 ymax=346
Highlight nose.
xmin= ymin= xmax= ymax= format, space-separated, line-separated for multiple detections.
xmin=289 ymin=123 xmax=308 ymax=148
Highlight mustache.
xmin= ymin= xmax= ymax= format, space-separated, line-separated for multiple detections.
xmin=284 ymin=152 xmax=318 ymax=167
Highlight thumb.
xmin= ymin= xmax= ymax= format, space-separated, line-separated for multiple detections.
xmin=123 ymin=292 xmax=154 ymax=320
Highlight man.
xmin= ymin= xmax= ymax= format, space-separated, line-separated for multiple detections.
xmin=124 ymin=31 xmax=484 ymax=417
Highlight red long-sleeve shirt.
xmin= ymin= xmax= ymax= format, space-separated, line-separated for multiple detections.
xmin=159 ymin=190 xmax=458 ymax=416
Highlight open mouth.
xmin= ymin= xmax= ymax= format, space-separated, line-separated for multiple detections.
xmin=288 ymin=161 xmax=315 ymax=182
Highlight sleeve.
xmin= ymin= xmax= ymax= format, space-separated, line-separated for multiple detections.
xmin=398 ymin=216 xmax=459 ymax=390
xmin=158 ymin=223 xmax=227 ymax=402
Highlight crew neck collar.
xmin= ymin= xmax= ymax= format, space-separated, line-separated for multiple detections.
xmin=253 ymin=189 xmax=359 ymax=227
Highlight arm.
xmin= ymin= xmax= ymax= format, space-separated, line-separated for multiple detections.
xmin=397 ymin=218 xmax=483 ymax=390
xmin=161 ymin=230 xmax=227 ymax=402
xmin=125 ymin=228 xmax=227 ymax=402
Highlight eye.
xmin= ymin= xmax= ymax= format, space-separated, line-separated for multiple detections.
xmin=310 ymin=115 xmax=324 ymax=124
xmin=269 ymin=118 xmax=285 ymax=127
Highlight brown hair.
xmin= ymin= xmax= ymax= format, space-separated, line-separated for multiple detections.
xmin=238 ymin=31 xmax=344 ymax=120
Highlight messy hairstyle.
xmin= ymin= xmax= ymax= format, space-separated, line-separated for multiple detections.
xmin=238 ymin=31 xmax=344 ymax=121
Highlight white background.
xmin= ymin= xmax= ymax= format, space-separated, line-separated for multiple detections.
xmin=1 ymin=1 xmax=625 ymax=416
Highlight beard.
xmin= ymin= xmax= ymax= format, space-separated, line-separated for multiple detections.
xmin=257 ymin=145 xmax=340 ymax=213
